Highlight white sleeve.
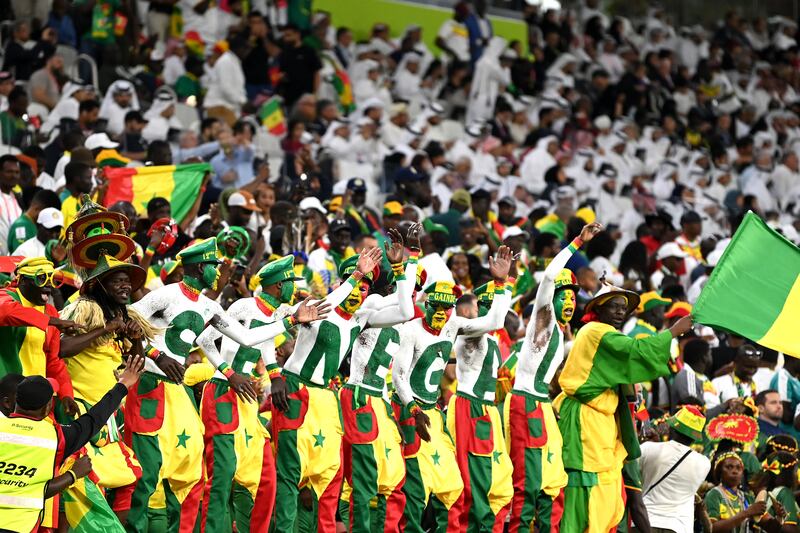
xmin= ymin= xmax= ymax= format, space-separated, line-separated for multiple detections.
xmin=210 ymin=308 xmax=288 ymax=347
xmin=392 ymin=324 xmax=416 ymax=407
xmin=534 ymin=238 xmax=582 ymax=310
xmin=366 ymin=257 xmax=418 ymax=328
xmin=457 ymin=285 xmax=511 ymax=337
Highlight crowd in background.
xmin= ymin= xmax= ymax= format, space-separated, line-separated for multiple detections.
xmin=1 ymin=0 xmax=800 ymax=531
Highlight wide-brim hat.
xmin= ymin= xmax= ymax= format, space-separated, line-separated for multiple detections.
xmin=667 ymin=405 xmax=706 ymax=443
xmin=71 ymin=233 xmax=137 ymax=269
xmin=584 ymin=281 xmax=640 ymax=316
xmin=65 ymin=210 xmax=130 ymax=245
xmin=80 ymin=254 xmax=146 ymax=295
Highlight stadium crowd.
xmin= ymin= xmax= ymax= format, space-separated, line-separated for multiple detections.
xmin=0 ymin=0 xmax=800 ymax=532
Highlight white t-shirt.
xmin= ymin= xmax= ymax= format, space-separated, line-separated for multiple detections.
xmin=639 ymin=440 xmax=711 ymax=533
xmin=12 ymin=237 xmax=46 ymax=258
xmin=437 ymin=20 xmax=470 ymax=63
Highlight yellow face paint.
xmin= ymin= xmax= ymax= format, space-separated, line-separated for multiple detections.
xmin=340 ymin=283 xmax=365 ymax=314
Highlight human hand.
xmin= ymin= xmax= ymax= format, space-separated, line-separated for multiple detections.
xmin=155 ymin=353 xmax=185 ymax=383
xmin=271 ymin=377 xmax=288 ymax=412
xmin=118 ymin=354 xmax=146 ymax=388
xmin=385 ymin=228 xmax=405 ymax=264
xmin=407 ymin=222 xmax=422 ymax=251
xmin=489 ymin=246 xmax=513 ymax=282
xmin=745 ymin=501 xmax=767 ymax=519
xmin=227 ymin=373 xmax=258 ymax=402
xmin=579 ymin=222 xmax=603 ymax=243
xmin=51 ymin=241 xmax=68 ymax=263
xmin=669 ymin=316 xmax=693 ymax=338
xmin=71 ymin=455 xmax=92 ymax=479
xmin=293 ymin=296 xmax=331 ymax=323
xmin=209 ymin=203 xmax=221 ymax=227
xmin=414 ymin=410 xmax=431 ymax=442
xmin=104 ymin=315 xmax=125 ymax=334
xmin=124 ymin=320 xmax=144 ymax=340
xmin=61 ymin=397 xmax=79 ymax=418
xmin=48 ymin=316 xmax=81 ymax=332
xmin=356 ymin=247 xmax=383 ymax=277
xmin=148 ymin=228 xmax=165 ymax=249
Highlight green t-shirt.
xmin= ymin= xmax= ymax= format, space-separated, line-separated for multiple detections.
xmin=7 ymin=213 xmax=36 ymax=253
xmin=0 ymin=111 xmax=25 ymax=147
xmin=175 ymin=75 xmax=201 ymax=101
xmin=770 ymin=486 xmax=799 ymax=525
xmin=705 ymin=485 xmax=754 ymax=523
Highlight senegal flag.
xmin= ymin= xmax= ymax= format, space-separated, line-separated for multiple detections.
xmin=694 ymin=211 xmax=800 ymax=357
xmin=259 ymin=97 xmax=286 ymax=136
xmin=103 ymin=163 xmax=210 ymax=223
xmin=60 ymin=455 xmax=124 ymax=533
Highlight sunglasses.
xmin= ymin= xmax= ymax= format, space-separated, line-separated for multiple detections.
xmin=23 ymin=270 xmax=64 ymax=289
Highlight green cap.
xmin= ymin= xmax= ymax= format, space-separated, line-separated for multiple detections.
xmin=422 ymin=218 xmax=450 ymax=236
xmin=473 ymin=281 xmax=497 ymax=306
xmin=339 ymin=254 xmax=379 ymax=282
xmin=257 ymin=255 xmax=303 ymax=287
xmin=81 ymin=254 xmax=146 ymax=295
xmin=176 ymin=237 xmax=220 ymax=265
xmin=424 ymin=280 xmax=461 ymax=307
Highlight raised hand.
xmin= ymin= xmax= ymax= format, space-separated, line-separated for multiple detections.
xmin=407 ymin=222 xmax=422 ymax=251
xmin=488 ymin=245 xmax=513 ymax=282
xmin=293 ymin=296 xmax=331 ymax=323
xmin=385 ymin=228 xmax=405 ymax=264
xmin=119 ymin=354 xmax=146 ymax=388
xmin=579 ymin=222 xmax=603 ymax=243
xmin=356 ymin=246 xmax=383 ymax=276
xmin=669 ymin=315 xmax=693 ymax=338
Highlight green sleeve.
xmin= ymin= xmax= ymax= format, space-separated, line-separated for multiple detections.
xmin=576 ymin=330 xmax=672 ymax=398
xmin=776 ymin=487 xmax=799 ymax=524
xmin=704 ymin=488 xmax=723 ymax=520
xmin=622 ymin=461 xmax=642 ymax=490
xmin=0 ymin=113 xmax=12 ymax=144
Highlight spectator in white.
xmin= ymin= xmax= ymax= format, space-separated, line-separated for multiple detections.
xmin=12 ymin=207 xmax=63 ymax=257
xmin=520 ymin=135 xmax=558 ymax=196
xmin=651 ymin=242 xmax=697 ymax=290
xmin=320 ymin=120 xmax=351 ymax=160
xmin=348 ymin=118 xmax=384 ymax=173
xmin=639 ymin=406 xmax=711 ymax=533
xmin=772 ymin=151 xmax=800 ymax=210
xmin=333 ymin=27 xmax=355 ymax=69
xmin=142 ymin=91 xmax=181 ymax=143
xmin=163 ymin=40 xmax=187 ymax=86
xmin=687 ymin=245 xmax=725 ymax=304
xmin=741 ymin=150 xmax=778 ymax=213
xmin=712 ymin=344 xmax=764 ymax=403
xmin=28 ymin=53 xmax=64 ymax=111
xmin=0 ymin=155 xmax=22 ymax=254
xmin=380 ymin=103 xmax=410 ymax=148
xmin=435 ymin=1 xmax=471 ymax=64
xmin=203 ymin=40 xmax=247 ymax=127
xmin=99 ymin=80 xmax=140 ymax=138
xmin=393 ymin=53 xmax=423 ymax=104
xmin=41 ymin=83 xmax=94 ymax=136
xmin=466 ymin=37 xmax=513 ymax=124
xmin=0 ymin=72 xmax=14 ymax=112
xmin=369 ymin=23 xmax=396 ymax=57
xmin=353 ymin=60 xmax=391 ymax=106
xmin=210 ymin=121 xmax=255 ymax=189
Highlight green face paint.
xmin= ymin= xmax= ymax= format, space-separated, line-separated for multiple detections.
xmin=201 ymin=263 xmax=219 ymax=290
xmin=553 ymin=288 xmax=576 ymax=325
xmin=279 ymin=280 xmax=295 ymax=303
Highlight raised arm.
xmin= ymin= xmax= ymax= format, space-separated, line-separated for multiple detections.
xmin=534 ymin=222 xmax=601 ymax=309
xmin=457 ymin=246 xmax=512 ymax=336
xmin=367 ymin=226 xmax=420 ymax=328
xmin=296 ymin=246 xmax=384 ymax=311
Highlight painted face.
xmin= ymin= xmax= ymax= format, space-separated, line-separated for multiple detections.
xmin=279 ymin=280 xmax=295 ymax=303
xmin=200 ymin=263 xmax=220 ymax=290
xmin=477 ymin=298 xmax=491 ymax=318
xmin=553 ymin=289 xmax=576 ymax=324
xmin=425 ymin=302 xmax=453 ymax=331
xmin=340 ymin=281 xmax=369 ymax=314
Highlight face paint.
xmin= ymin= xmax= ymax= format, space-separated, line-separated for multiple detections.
xmin=553 ymin=289 xmax=576 ymax=325
xmin=425 ymin=302 xmax=453 ymax=331
xmin=279 ymin=280 xmax=295 ymax=303
xmin=477 ymin=298 xmax=491 ymax=318
xmin=201 ymin=263 xmax=220 ymax=290
xmin=340 ymin=282 xmax=367 ymax=314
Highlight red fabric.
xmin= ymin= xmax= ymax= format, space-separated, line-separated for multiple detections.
xmin=249 ymin=436 xmax=276 ymax=533
xmin=271 ymin=386 xmax=309 ymax=432
xmin=340 ymin=387 xmax=379 ymax=445
xmin=179 ymin=478 xmax=204 ymax=533
xmin=382 ymin=477 xmax=406 ymax=533
xmin=316 ymin=457 xmax=343 ymax=532
xmin=124 ymin=381 xmax=166 ymax=433
xmin=639 ymin=235 xmax=661 ymax=257
xmin=509 ymin=393 xmax=548 ymax=448
xmin=110 ymin=442 xmax=141 ymax=512
xmin=200 ymin=381 xmax=240 ymax=436
xmin=0 ymin=289 xmax=51 ymax=330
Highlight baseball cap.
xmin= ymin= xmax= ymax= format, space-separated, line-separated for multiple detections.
xmin=85 ymin=132 xmax=119 ymax=151
xmin=37 ymin=208 xmax=64 ymax=229
xmin=227 ymin=190 xmax=262 ymax=212
xmin=329 ymin=219 xmax=351 ymax=234
xmin=347 ymin=178 xmax=367 ymax=192
xmin=656 ymin=242 xmax=688 ymax=260
xmin=383 ymin=201 xmax=403 ymax=217
xmin=502 ymin=226 xmax=529 ymax=241
xmin=497 ymin=196 xmax=516 ymax=209
xmin=16 ymin=376 xmax=54 ymax=410
xmin=299 ymin=196 xmax=327 ymax=215
xmin=451 ymin=189 xmax=471 ymax=207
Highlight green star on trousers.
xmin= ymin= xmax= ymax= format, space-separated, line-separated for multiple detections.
xmin=385 ymin=445 xmax=391 ymax=459
xmin=432 ymin=450 xmax=441 ymax=466
xmin=245 ymin=429 xmax=253 ymax=447
xmin=176 ymin=430 xmax=191 ymax=448
xmin=313 ymin=430 xmax=326 ymax=447
xmin=493 ymin=450 xmax=501 ymax=464
xmin=547 ymin=450 xmax=554 ymax=463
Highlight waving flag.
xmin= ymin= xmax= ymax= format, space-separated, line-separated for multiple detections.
xmin=103 ymin=163 xmax=210 ymax=222
xmin=259 ymin=97 xmax=287 ymax=136
xmin=60 ymin=455 xmax=124 ymax=533
xmin=694 ymin=212 xmax=800 ymax=357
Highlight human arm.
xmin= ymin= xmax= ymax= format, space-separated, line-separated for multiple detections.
xmin=390 ymin=325 xmax=431 ymax=441
xmin=366 ymin=226 xmax=419 ymax=327
xmin=45 ymin=455 xmax=92 ymax=498
xmin=457 ymin=246 xmax=513 ymax=336
xmin=296 ymin=247 xmax=384 ymax=311
xmin=534 ymin=223 xmax=601 ymax=310
xmin=627 ymin=489 xmax=651 ymax=533
xmin=60 ymin=355 xmax=144 ymax=457
xmin=709 ymin=500 xmax=767 ymax=532
xmin=43 ymin=325 xmax=77 ymax=416
xmin=0 ymin=291 xmax=51 ymax=330
xmin=179 ymin=173 xmax=210 ymax=232
xmin=175 ymin=141 xmax=221 ymax=163
xmin=59 ymin=315 xmax=125 ymax=358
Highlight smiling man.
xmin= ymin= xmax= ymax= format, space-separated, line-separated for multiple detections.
xmin=555 ymin=281 xmax=693 ymax=533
